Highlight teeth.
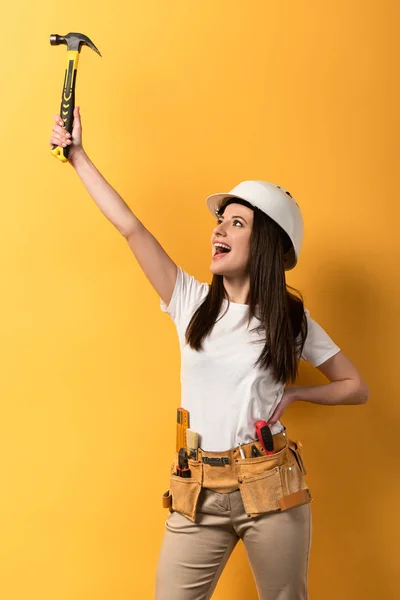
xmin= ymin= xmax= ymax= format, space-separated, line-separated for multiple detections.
xmin=214 ymin=243 xmax=231 ymax=251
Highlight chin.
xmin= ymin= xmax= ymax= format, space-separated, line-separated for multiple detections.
xmin=209 ymin=261 xmax=235 ymax=277
xmin=209 ymin=261 xmax=224 ymax=275
xmin=210 ymin=258 xmax=249 ymax=279
xmin=209 ymin=263 xmax=220 ymax=275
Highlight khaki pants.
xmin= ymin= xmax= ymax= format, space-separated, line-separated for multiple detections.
xmin=155 ymin=487 xmax=312 ymax=599
xmin=156 ymin=428 xmax=313 ymax=599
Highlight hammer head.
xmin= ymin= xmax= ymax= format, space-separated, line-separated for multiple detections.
xmin=50 ymin=32 xmax=102 ymax=56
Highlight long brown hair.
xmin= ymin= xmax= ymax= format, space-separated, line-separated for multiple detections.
xmin=185 ymin=198 xmax=308 ymax=384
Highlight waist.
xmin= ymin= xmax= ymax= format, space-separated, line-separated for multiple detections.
xmin=167 ymin=425 xmax=311 ymax=519
xmin=195 ymin=428 xmax=289 ymax=493
xmin=198 ymin=428 xmax=288 ymax=460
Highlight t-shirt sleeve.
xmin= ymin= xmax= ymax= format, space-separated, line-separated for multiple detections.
xmin=301 ymin=309 xmax=341 ymax=367
xmin=160 ymin=266 xmax=209 ymax=326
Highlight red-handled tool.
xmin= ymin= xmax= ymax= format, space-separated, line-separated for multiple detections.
xmin=176 ymin=448 xmax=191 ymax=478
xmin=255 ymin=421 xmax=275 ymax=455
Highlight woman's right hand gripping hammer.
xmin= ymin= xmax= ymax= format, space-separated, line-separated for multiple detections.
xmin=49 ymin=106 xmax=85 ymax=166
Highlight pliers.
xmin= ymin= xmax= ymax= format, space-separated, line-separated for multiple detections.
xmin=251 ymin=444 xmax=262 ymax=457
xmin=176 ymin=447 xmax=191 ymax=477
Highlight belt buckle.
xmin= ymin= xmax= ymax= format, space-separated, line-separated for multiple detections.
xmin=202 ymin=456 xmax=230 ymax=466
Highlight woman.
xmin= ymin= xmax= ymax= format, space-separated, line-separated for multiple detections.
xmin=50 ymin=108 xmax=369 ymax=600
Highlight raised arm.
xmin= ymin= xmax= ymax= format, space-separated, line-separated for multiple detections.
xmin=49 ymin=108 xmax=177 ymax=306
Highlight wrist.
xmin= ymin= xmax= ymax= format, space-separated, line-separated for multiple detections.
xmin=69 ymin=148 xmax=88 ymax=169
xmin=285 ymin=385 xmax=301 ymax=402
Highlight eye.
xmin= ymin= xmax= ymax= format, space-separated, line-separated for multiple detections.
xmin=216 ymin=218 xmax=243 ymax=226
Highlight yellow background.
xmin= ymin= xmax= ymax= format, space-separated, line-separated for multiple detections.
xmin=1 ymin=1 xmax=398 ymax=598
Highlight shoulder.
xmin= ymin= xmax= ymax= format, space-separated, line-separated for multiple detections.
xmin=160 ymin=266 xmax=209 ymax=321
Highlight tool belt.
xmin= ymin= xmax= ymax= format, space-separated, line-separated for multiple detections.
xmin=162 ymin=428 xmax=312 ymax=523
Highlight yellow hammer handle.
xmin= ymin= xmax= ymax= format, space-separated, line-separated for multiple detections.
xmin=52 ymin=50 xmax=80 ymax=163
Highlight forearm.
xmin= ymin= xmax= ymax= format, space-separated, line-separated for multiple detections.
xmin=71 ymin=151 xmax=142 ymax=238
xmin=289 ymin=379 xmax=369 ymax=406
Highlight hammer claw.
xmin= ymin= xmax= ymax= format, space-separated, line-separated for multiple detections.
xmin=50 ymin=32 xmax=102 ymax=56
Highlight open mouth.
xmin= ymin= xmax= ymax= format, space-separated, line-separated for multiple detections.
xmin=213 ymin=242 xmax=231 ymax=259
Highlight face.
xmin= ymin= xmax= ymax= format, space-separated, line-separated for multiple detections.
xmin=210 ymin=202 xmax=254 ymax=277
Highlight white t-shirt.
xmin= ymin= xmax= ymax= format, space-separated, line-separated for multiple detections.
xmin=161 ymin=267 xmax=341 ymax=451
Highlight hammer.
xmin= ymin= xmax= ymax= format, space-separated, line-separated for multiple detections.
xmin=50 ymin=32 xmax=101 ymax=163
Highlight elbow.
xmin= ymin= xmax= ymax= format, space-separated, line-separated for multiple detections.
xmin=357 ymin=381 xmax=370 ymax=404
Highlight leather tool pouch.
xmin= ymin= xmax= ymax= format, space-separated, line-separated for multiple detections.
xmin=239 ymin=462 xmax=283 ymax=516
xmin=238 ymin=440 xmax=312 ymax=517
xmin=288 ymin=439 xmax=307 ymax=475
xmin=162 ymin=490 xmax=172 ymax=510
xmin=162 ymin=438 xmax=311 ymax=521
xmin=278 ymin=439 xmax=311 ymax=511
xmin=164 ymin=453 xmax=203 ymax=522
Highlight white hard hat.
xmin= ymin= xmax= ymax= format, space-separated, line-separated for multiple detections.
xmin=206 ymin=180 xmax=304 ymax=270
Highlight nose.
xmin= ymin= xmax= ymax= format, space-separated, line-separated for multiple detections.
xmin=213 ymin=221 xmax=227 ymax=237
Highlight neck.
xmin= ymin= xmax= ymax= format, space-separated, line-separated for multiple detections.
xmin=223 ymin=274 xmax=250 ymax=304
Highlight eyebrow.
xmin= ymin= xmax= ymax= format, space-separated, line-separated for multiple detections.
xmin=217 ymin=215 xmax=248 ymax=224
